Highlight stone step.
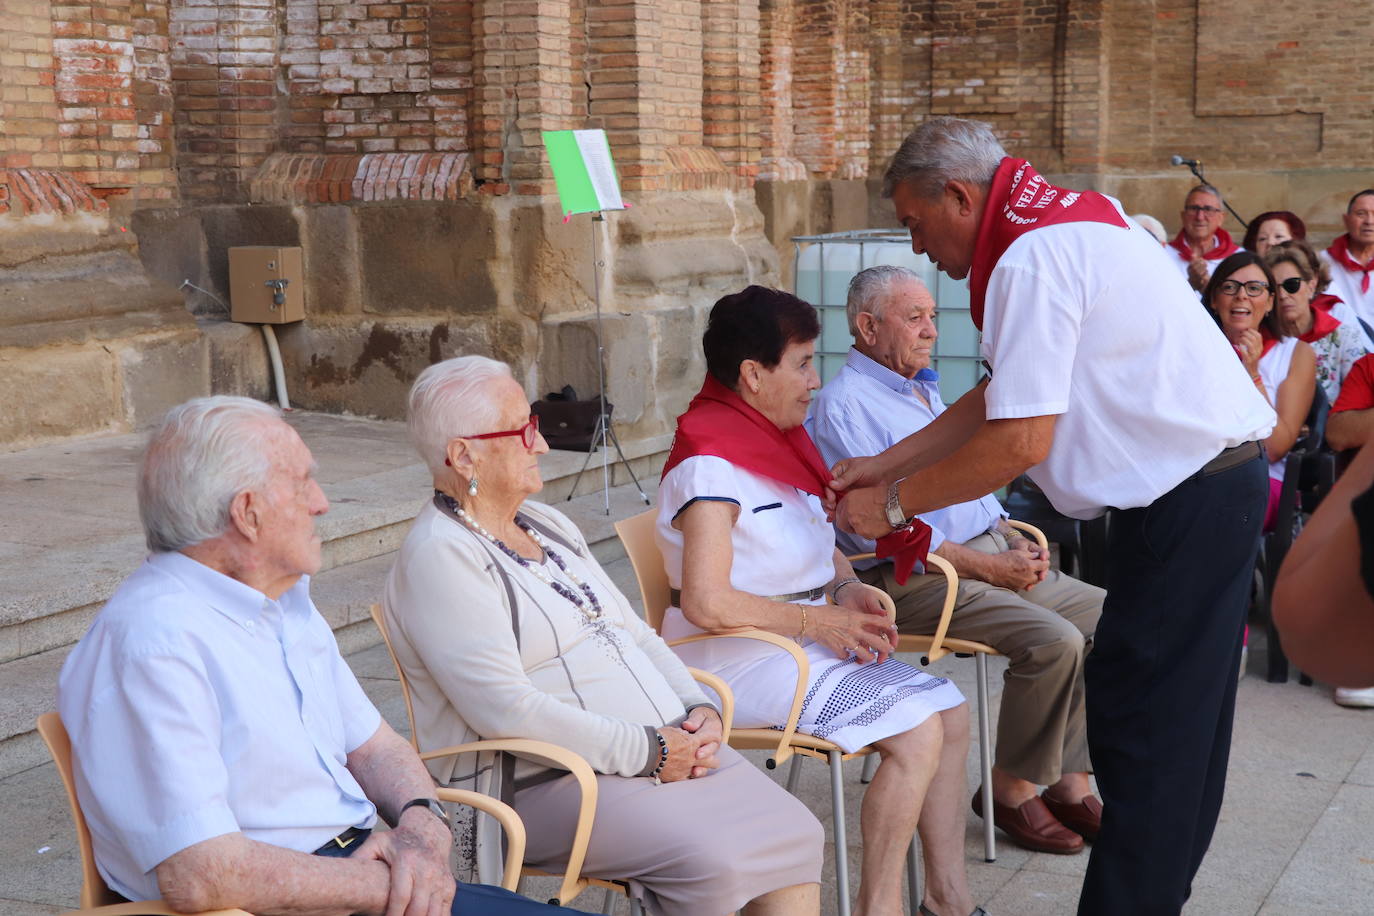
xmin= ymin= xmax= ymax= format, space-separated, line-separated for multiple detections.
xmin=0 ymin=412 xmax=668 ymax=666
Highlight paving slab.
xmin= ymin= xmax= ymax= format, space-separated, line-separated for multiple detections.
xmin=1263 ymin=782 xmax=1374 ymax=915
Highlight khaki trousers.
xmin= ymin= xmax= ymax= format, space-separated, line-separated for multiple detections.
xmin=858 ymin=530 xmax=1104 ymax=786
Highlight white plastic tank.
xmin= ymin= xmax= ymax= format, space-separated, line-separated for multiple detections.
xmin=793 ymin=230 xmax=980 ymax=405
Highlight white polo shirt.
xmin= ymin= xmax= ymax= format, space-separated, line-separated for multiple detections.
xmin=981 ymin=201 xmax=1276 ymax=519
xmin=1320 ymin=246 xmax=1374 ymax=331
xmin=57 ymin=552 xmax=381 ymax=901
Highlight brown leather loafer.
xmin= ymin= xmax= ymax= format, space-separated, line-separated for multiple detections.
xmin=971 ymin=790 xmax=1084 ymax=854
xmin=1041 ymin=792 xmax=1103 ymax=841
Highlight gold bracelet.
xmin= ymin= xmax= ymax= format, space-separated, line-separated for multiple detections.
xmin=799 ymin=604 xmax=808 ymax=638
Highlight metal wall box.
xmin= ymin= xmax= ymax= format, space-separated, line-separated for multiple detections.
xmin=228 ymin=246 xmax=305 ymax=324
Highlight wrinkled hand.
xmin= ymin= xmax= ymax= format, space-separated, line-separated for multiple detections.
xmin=1005 ymin=535 xmax=1050 ymax=585
xmin=838 ymin=583 xmax=900 ymax=659
xmin=832 ymin=484 xmax=896 ymax=539
xmin=807 ymin=602 xmax=895 ymax=665
xmin=824 ymin=455 xmax=890 ymax=516
xmin=679 ymin=706 xmax=724 ymax=779
xmin=354 ymin=808 xmax=454 ymax=916
xmin=655 ymin=725 xmax=710 ymax=783
xmin=1187 ymin=257 xmax=1210 ymax=292
xmin=984 ymin=543 xmax=1050 ymax=592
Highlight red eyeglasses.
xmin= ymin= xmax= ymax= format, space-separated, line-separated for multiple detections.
xmin=461 ymin=414 xmax=540 ymax=449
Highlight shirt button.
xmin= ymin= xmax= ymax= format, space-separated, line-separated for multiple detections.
xmin=245 ymin=620 xmax=255 ymax=631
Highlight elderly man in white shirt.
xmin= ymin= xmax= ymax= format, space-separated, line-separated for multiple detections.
xmin=830 ymin=118 xmax=1274 ymax=916
xmin=57 ymin=396 xmax=576 ymax=916
xmin=808 ymin=265 xmax=1104 ymax=857
xmin=1321 ymin=189 xmax=1374 ymax=330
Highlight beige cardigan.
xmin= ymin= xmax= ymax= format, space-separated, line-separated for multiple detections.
xmin=383 ymin=498 xmax=712 ymax=791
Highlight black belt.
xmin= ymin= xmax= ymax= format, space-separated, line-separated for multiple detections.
xmin=313 ymin=825 xmax=371 ymax=855
xmin=1190 ymin=440 xmax=1263 ymax=480
xmin=668 ymin=586 xmax=825 ymax=607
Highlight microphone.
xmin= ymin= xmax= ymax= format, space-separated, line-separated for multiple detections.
xmin=1171 ymin=154 xmax=1200 ymax=167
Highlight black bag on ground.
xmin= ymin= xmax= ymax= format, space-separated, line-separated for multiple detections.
xmin=531 ymin=386 xmax=608 ymax=452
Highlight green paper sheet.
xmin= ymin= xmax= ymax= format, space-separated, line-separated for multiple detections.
xmin=542 ymin=129 xmax=625 ymax=216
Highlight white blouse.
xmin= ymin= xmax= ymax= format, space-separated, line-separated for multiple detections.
xmin=1258 ymin=336 xmax=1301 ymax=482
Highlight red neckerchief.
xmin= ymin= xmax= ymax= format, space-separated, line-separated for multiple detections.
xmin=662 ymin=375 xmax=933 ymax=583
xmin=1326 ymin=235 xmax=1374 ymax=294
xmin=1257 ymin=327 xmax=1281 ymax=360
xmin=1168 ymin=227 xmax=1239 ymax=265
xmin=1298 ymin=305 xmax=1341 ymax=344
xmin=1311 ymin=292 xmax=1342 ymax=314
xmin=967 ymin=158 xmax=1128 ymax=330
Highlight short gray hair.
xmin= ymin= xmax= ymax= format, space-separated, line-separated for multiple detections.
xmin=1187 ymin=183 xmax=1225 ymax=210
xmin=139 ymin=396 xmax=283 ymax=553
xmin=882 ymin=116 xmax=1007 ymax=200
xmin=407 ymin=355 xmax=514 ymax=477
xmin=846 ymin=265 xmax=924 ymax=336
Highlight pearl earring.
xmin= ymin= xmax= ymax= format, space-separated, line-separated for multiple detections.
xmin=467 ymin=477 xmax=479 ymax=497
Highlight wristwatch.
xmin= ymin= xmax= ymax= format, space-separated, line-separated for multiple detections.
xmin=884 ymin=481 xmax=913 ymax=530
xmin=401 ymin=797 xmax=451 ymax=827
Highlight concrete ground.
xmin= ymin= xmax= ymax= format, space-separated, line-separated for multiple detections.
xmin=4 ymin=583 xmax=1373 ymax=915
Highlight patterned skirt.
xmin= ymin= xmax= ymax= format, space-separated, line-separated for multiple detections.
xmin=707 ymin=638 xmax=966 ymax=753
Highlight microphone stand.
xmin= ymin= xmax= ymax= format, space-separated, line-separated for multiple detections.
xmin=1177 ymin=159 xmax=1249 ymax=229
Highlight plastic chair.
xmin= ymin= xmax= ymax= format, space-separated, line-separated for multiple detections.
xmin=36 ymin=711 xmax=523 ymax=916
xmin=614 ymin=508 xmax=932 ymax=916
xmin=370 ymin=604 xmax=733 ymax=913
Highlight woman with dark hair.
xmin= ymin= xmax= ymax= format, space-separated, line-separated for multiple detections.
xmin=656 ymin=286 xmax=983 ymax=916
xmin=1243 ymin=210 xmax=1307 ymax=256
xmin=1204 ymin=252 xmax=1317 ymax=528
xmin=1264 ymin=241 xmax=1371 ymax=404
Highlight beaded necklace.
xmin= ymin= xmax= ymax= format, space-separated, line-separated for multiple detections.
xmin=437 ymin=491 xmax=604 ymax=621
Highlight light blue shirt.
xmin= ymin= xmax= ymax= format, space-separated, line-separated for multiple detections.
xmin=57 ymin=551 xmax=381 ymax=901
xmin=806 ymin=347 xmax=1006 ymax=569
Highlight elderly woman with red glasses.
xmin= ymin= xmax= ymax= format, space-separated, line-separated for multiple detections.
xmin=1204 ymin=252 xmax=1317 ymax=529
xmin=381 ymin=355 xmax=824 ymax=916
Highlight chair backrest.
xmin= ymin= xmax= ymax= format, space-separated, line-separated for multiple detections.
xmin=36 ymin=712 xmax=122 ymax=908
xmin=369 ymin=603 xmax=421 ymax=751
xmin=613 ymin=508 xmax=671 ymax=633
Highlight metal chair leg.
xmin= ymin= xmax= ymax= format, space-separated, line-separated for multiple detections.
xmin=976 ymin=652 xmax=996 ymax=862
xmin=785 ymin=754 xmax=804 ymax=793
xmin=600 ymin=887 xmax=617 ymax=913
xmin=860 ymin=752 xmax=878 ymax=784
xmin=906 ymin=836 xmax=921 ymax=915
xmin=829 ymin=749 xmax=851 ymax=916
xmin=628 ymin=896 xmax=643 ymax=916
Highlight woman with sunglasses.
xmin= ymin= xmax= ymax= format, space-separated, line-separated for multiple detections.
xmin=381 ymin=355 xmax=824 ymax=916
xmin=1204 ymin=251 xmax=1317 ymax=530
xmin=1264 ymin=240 xmax=1372 ymax=405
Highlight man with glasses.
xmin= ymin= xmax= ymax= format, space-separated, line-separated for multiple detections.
xmin=1169 ymin=184 xmax=1240 ymax=291
xmin=828 ymin=118 xmax=1276 ymax=915
xmin=1321 ymin=189 xmax=1374 ymax=331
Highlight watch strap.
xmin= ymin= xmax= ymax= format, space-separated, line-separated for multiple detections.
xmin=401 ymin=797 xmax=450 ymax=826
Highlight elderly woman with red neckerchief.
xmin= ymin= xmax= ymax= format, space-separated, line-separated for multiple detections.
xmin=1203 ymin=251 xmax=1317 ymax=531
xmin=1264 ymin=240 xmax=1372 ymax=406
xmin=657 ymin=286 xmax=981 ymax=916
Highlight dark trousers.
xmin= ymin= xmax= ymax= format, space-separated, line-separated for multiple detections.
xmin=1077 ymin=454 xmax=1266 ymax=915
xmin=316 ymin=828 xmax=580 ymax=915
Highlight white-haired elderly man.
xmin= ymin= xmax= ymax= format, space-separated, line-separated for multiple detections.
xmin=828 ymin=118 xmax=1275 ymax=915
xmin=57 ymin=396 xmax=578 ymax=916
xmin=807 ymin=265 xmax=1105 ymax=857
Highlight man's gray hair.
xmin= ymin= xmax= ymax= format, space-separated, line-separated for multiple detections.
xmin=1187 ymin=183 xmax=1225 ymax=210
xmin=882 ymin=116 xmax=1007 ymax=200
xmin=407 ymin=355 xmax=514 ymax=477
xmin=846 ymin=265 xmax=924 ymax=336
xmin=139 ymin=396 xmax=283 ymax=553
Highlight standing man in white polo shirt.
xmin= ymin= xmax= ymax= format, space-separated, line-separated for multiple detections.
xmin=1321 ymin=189 xmax=1374 ymax=331
xmin=829 ymin=118 xmax=1275 ymax=915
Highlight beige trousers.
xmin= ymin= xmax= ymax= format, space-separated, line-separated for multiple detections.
xmin=858 ymin=530 xmax=1104 ymax=786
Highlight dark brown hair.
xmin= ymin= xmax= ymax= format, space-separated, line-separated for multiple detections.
xmin=703 ymin=286 xmax=821 ymax=389
xmin=1203 ymin=251 xmax=1285 ymax=341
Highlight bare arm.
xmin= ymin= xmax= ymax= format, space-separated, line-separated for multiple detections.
xmin=1327 ymin=408 xmax=1374 ymax=453
xmin=1261 ymin=341 xmax=1317 ymax=464
xmin=835 ymin=414 xmax=1056 ymax=540
xmin=1273 ymin=433 xmax=1374 ymax=686
xmin=934 ymin=536 xmax=1047 ymax=592
xmin=676 ymin=500 xmax=896 ymax=664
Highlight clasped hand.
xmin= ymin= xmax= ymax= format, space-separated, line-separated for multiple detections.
xmin=988 ymin=538 xmax=1050 ymax=591
xmin=810 ymin=586 xmax=898 ymax=665
xmin=354 ymin=805 xmax=455 ymax=916
xmin=656 ymin=706 xmax=724 ymax=782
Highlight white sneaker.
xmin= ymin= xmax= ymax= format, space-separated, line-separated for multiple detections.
xmin=1334 ymin=687 xmax=1374 ymax=708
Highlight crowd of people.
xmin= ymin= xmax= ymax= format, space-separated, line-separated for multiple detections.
xmin=51 ymin=115 xmax=1374 ymax=916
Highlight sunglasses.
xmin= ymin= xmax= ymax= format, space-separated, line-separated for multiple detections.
xmin=1277 ymin=276 xmax=1305 ymax=295
xmin=461 ymin=414 xmax=541 ymax=449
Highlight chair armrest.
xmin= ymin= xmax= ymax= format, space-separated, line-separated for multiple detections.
xmin=434 ymin=788 xmax=525 ymax=892
xmin=686 ymin=667 xmax=734 ymax=740
xmin=919 ymin=553 xmax=960 ymax=664
xmin=420 ymin=738 xmax=597 ymax=907
xmin=1005 ymin=518 xmax=1050 ymax=551
xmin=60 ymin=905 xmax=252 ymax=916
xmin=669 ymin=629 xmax=810 ymax=768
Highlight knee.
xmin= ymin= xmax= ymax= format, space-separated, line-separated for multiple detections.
xmin=940 ymin=703 xmax=970 ymax=750
xmin=878 ymin=713 xmax=943 ymax=768
xmin=1011 ymin=619 xmax=1088 ymax=668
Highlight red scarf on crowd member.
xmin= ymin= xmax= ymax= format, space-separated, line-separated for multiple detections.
xmin=1298 ymin=306 xmax=1341 ymax=344
xmin=967 ymin=158 xmax=1128 ymax=330
xmin=662 ymin=375 xmax=933 ymax=583
xmin=1326 ymin=235 xmax=1374 ymax=294
xmin=1168 ymin=227 xmax=1239 ymax=266
xmin=1311 ymin=292 xmax=1342 ymax=314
